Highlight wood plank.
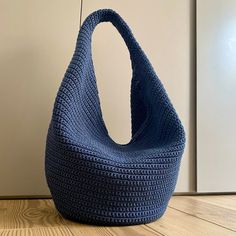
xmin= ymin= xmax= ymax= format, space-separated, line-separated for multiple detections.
xmin=0 ymin=227 xmax=73 ymax=236
xmin=224 ymin=195 xmax=236 ymax=201
xmin=1 ymin=197 xmax=236 ymax=235
xmin=169 ymin=196 xmax=236 ymax=231
xmin=147 ymin=207 xmax=235 ymax=236
xmin=63 ymin=218 xmax=161 ymax=236
xmin=106 ymin=225 xmax=160 ymax=236
xmin=187 ymin=196 xmax=236 ymax=211
xmin=60 ymin=220 xmax=113 ymax=236
xmin=0 ymin=199 xmax=62 ymax=229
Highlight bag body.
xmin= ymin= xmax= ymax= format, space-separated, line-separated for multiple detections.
xmin=45 ymin=9 xmax=185 ymax=225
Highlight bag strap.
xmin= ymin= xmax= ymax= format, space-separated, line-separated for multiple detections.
xmin=75 ymin=9 xmax=143 ymax=69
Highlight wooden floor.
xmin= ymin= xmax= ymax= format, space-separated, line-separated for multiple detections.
xmin=0 ymin=195 xmax=236 ymax=236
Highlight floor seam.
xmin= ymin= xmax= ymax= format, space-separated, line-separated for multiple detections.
xmin=0 ymin=226 xmax=69 ymax=231
xmin=144 ymin=224 xmax=166 ymax=236
xmin=168 ymin=205 xmax=236 ymax=233
xmin=57 ymin=215 xmax=76 ymax=236
xmin=186 ymin=196 xmax=236 ymax=211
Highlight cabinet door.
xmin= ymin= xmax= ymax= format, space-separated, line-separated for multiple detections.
xmin=0 ymin=0 xmax=81 ymax=196
xmin=82 ymin=0 xmax=195 ymax=192
xmin=197 ymin=0 xmax=236 ymax=192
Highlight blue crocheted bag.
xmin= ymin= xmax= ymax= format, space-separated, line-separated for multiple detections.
xmin=45 ymin=9 xmax=185 ymax=225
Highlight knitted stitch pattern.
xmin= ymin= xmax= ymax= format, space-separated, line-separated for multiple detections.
xmin=45 ymin=9 xmax=186 ymax=226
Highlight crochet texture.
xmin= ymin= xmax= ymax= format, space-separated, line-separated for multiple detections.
xmin=45 ymin=9 xmax=186 ymax=225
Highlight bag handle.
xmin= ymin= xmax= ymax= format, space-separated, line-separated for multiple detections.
xmin=74 ymin=9 xmax=143 ymax=70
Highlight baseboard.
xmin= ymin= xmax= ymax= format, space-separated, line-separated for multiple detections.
xmin=0 ymin=195 xmax=52 ymax=200
xmin=0 ymin=192 xmax=235 ymax=200
xmin=173 ymin=192 xmax=236 ymax=196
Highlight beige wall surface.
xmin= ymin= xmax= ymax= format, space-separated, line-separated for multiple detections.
xmin=197 ymin=0 xmax=236 ymax=192
xmin=82 ymin=0 xmax=195 ymax=192
xmin=0 ymin=0 xmax=194 ymax=196
xmin=0 ymin=0 xmax=81 ymax=196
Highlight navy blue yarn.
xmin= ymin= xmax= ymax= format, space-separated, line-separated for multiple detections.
xmin=45 ymin=9 xmax=186 ymax=225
